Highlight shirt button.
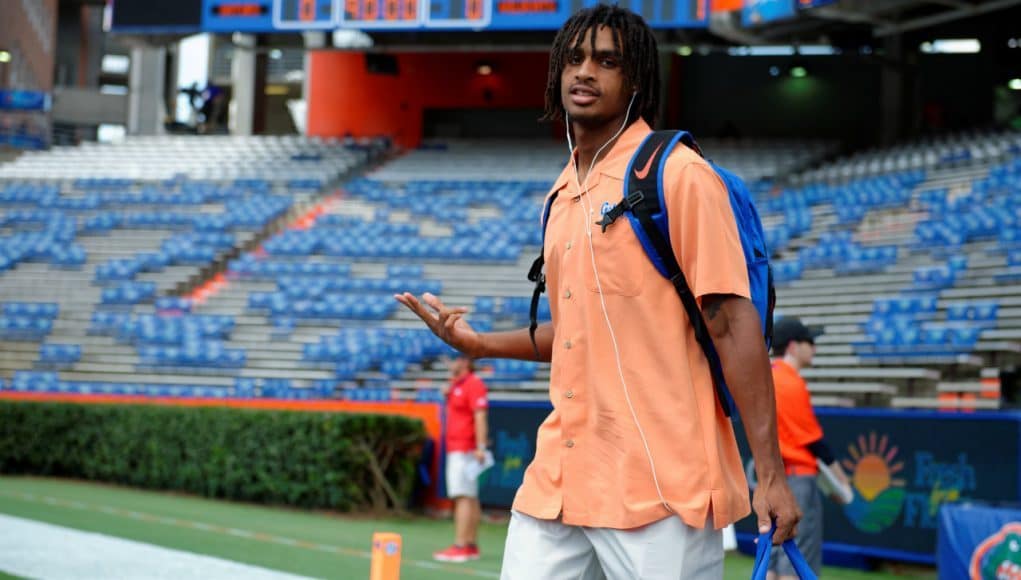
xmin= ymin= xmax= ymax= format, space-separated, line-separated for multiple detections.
xmin=564 ymin=289 xmax=572 ymax=299
xmin=565 ymin=439 xmax=575 ymax=448
xmin=564 ymin=340 xmax=572 ymax=350
xmin=565 ymin=390 xmax=574 ymax=399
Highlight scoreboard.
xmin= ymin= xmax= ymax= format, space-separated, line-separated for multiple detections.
xmin=193 ymin=0 xmax=707 ymax=32
xmin=741 ymin=0 xmax=835 ymax=26
xmin=111 ymin=0 xmax=838 ymax=33
xmin=741 ymin=0 xmax=795 ymax=26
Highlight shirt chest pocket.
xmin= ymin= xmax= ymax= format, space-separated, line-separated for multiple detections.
xmin=583 ymin=213 xmax=647 ymax=297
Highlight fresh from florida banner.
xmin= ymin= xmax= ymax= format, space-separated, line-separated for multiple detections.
xmin=734 ymin=410 xmax=1021 ymax=561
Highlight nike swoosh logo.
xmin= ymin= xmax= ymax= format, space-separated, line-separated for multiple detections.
xmin=633 ymin=142 xmax=664 ymax=180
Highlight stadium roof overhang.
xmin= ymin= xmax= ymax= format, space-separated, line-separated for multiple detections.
xmin=712 ymin=0 xmax=1021 ymax=46
xmin=828 ymin=0 xmax=1021 ymax=37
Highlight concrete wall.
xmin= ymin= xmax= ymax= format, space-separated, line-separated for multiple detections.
xmin=0 ymin=0 xmax=58 ymax=91
xmin=52 ymin=87 xmax=128 ymax=125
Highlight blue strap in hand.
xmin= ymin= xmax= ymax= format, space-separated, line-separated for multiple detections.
xmin=750 ymin=524 xmax=818 ymax=580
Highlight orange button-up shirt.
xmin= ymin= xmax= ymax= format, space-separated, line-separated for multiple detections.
xmin=771 ymin=359 xmax=823 ymax=476
xmin=512 ymin=119 xmax=752 ymax=531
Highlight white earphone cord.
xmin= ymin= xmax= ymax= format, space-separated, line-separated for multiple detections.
xmin=566 ymin=94 xmax=674 ymax=514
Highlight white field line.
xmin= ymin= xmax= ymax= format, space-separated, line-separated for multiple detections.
xmin=0 ymin=513 xmax=314 ymax=580
xmin=0 ymin=489 xmax=500 ymax=579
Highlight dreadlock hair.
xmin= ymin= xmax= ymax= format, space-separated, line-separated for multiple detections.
xmin=543 ymin=4 xmax=660 ymax=128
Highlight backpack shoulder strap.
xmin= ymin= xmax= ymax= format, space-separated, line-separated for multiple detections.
xmin=526 ymin=191 xmax=559 ymax=360
xmin=622 ymin=130 xmax=735 ymax=417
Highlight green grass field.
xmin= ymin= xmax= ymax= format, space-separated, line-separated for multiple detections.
xmin=0 ymin=477 xmax=933 ymax=579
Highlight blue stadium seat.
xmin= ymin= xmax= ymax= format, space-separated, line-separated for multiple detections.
xmin=155 ymin=297 xmax=193 ymax=313
xmin=912 ymin=265 xmax=956 ymax=291
xmin=474 ymin=296 xmax=496 ymax=315
xmin=38 ymin=343 xmax=82 ymax=365
xmin=3 ymin=302 xmax=59 ymax=318
xmin=234 ymin=378 xmax=257 ymax=398
xmin=101 ymin=281 xmax=157 ymax=305
xmin=415 ymin=389 xmax=444 ymax=403
xmin=772 ymin=260 xmax=803 ymax=284
xmin=11 ymin=371 xmax=59 ymax=391
xmin=946 ymin=301 xmax=999 ymax=326
xmin=0 ymin=315 xmax=54 ymax=340
xmin=482 ymin=359 xmax=539 ymax=382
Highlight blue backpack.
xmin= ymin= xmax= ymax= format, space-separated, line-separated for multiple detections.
xmin=528 ymin=130 xmax=776 ymax=417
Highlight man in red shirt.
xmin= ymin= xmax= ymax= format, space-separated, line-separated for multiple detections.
xmin=769 ymin=317 xmax=849 ymax=579
xmin=434 ymin=355 xmax=490 ymax=563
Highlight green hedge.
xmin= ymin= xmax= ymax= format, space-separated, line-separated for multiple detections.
xmin=0 ymin=401 xmax=426 ymax=512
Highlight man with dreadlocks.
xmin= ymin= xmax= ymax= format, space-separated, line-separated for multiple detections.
xmin=395 ymin=4 xmax=799 ymax=577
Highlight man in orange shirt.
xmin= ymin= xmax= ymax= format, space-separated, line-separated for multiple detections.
xmin=768 ymin=317 xmax=848 ymax=579
xmin=396 ymin=5 xmax=798 ymax=577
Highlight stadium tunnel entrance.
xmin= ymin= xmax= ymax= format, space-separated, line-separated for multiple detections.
xmin=305 ymin=50 xmax=560 ymax=147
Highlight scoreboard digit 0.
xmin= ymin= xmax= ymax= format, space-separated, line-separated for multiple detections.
xmin=274 ymin=0 xmax=336 ymax=29
xmin=425 ymin=0 xmax=491 ymax=28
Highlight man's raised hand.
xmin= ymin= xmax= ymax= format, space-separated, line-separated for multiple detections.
xmin=394 ymin=292 xmax=484 ymax=358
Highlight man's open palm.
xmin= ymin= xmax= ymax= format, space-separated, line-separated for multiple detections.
xmin=394 ymin=292 xmax=484 ymax=358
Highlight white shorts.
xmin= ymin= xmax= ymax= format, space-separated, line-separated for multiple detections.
xmin=445 ymin=452 xmax=479 ymax=499
xmin=500 ymin=510 xmax=723 ymax=580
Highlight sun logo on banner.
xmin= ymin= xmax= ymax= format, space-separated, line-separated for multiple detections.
xmin=841 ymin=431 xmax=907 ymax=533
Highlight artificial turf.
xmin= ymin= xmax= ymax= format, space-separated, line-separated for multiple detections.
xmin=0 ymin=477 xmax=933 ymax=580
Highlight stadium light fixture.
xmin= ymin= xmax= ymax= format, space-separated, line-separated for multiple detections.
xmin=790 ymin=66 xmax=808 ymax=78
xmin=677 ymin=45 xmax=693 ymax=57
xmin=920 ymin=39 xmax=981 ymax=54
xmin=332 ymin=29 xmax=373 ymax=49
xmin=101 ymin=54 xmax=130 ymax=75
xmin=728 ymin=45 xmax=794 ymax=57
xmin=726 ymin=45 xmax=837 ymax=57
xmin=0 ymin=51 xmax=10 ymax=63
xmin=796 ymin=45 xmax=839 ymax=56
xmin=1009 ymin=78 xmax=1021 ymax=91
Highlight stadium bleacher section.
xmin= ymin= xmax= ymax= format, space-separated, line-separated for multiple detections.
xmin=0 ymin=135 xmax=379 ymax=400
xmin=1 ymin=130 xmax=1019 ymax=410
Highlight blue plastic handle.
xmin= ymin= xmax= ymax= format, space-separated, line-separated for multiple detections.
xmin=750 ymin=525 xmax=818 ymax=580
